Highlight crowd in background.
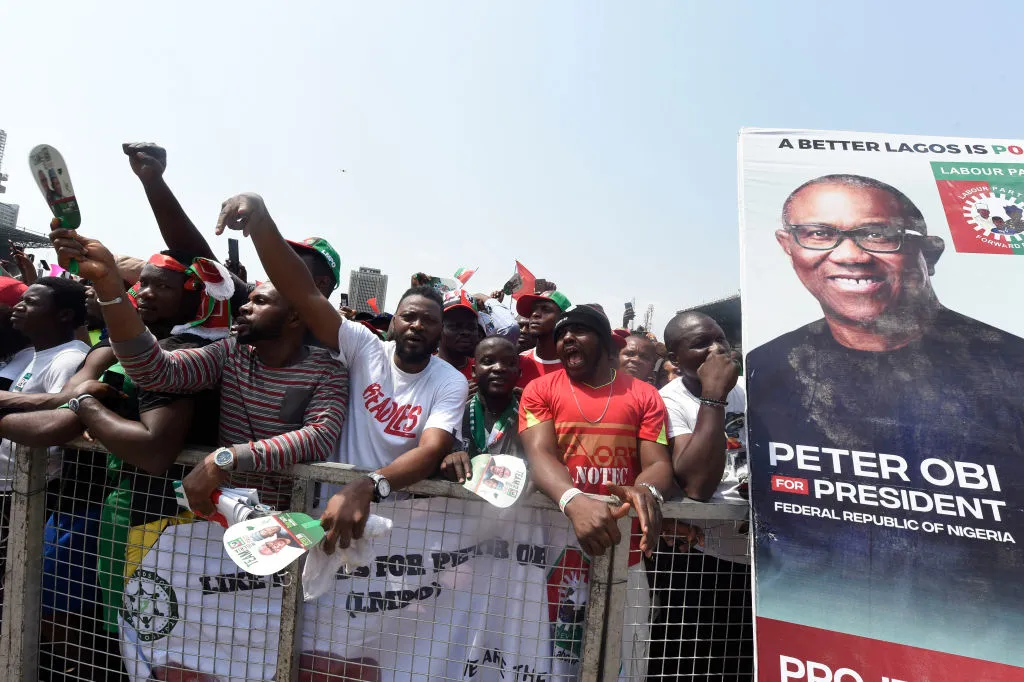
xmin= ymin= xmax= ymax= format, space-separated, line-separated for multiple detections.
xmin=0 ymin=143 xmax=752 ymax=682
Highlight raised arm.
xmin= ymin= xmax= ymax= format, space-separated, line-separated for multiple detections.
xmin=50 ymin=227 xmax=229 ymax=393
xmin=669 ymin=351 xmax=738 ymax=501
xmin=123 ymin=143 xmax=216 ymax=260
xmin=214 ymin=193 xmax=341 ymax=351
xmin=7 ymin=242 xmax=37 ymax=285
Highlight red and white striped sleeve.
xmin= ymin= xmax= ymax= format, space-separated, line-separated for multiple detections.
xmin=237 ymin=361 xmax=349 ymax=472
xmin=111 ymin=330 xmax=229 ymax=393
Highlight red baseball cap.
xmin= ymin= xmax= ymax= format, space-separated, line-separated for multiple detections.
xmin=611 ymin=328 xmax=631 ymax=351
xmin=443 ymin=290 xmax=478 ymax=318
xmin=0 ymin=277 xmax=28 ymax=307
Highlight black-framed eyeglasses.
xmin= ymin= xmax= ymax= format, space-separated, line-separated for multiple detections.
xmin=784 ymin=223 xmax=923 ymax=254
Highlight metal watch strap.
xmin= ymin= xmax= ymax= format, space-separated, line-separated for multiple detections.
xmin=367 ymin=472 xmax=386 ymax=503
xmin=69 ymin=394 xmax=96 ymax=414
xmin=639 ymin=482 xmax=664 ymax=504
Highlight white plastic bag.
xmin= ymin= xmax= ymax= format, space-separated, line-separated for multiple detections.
xmin=301 ymin=514 xmax=393 ymax=601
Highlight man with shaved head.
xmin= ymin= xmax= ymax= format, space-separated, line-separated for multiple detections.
xmin=747 ymin=174 xmax=1024 ymax=656
xmin=649 ymin=310 xmax=751 ymax=680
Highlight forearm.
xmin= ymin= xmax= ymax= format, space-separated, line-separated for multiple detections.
xmin=525 ymin=446 xmax=576 ymax=503
xmin=142 ymin=176 xmax=216 ymax=260
xmin=15 ymin=260 xmax=37 ymax=285
xmin=110 ymin=329 xmax=223 ymax=393
xmin=0 ymin=409 xmax=83 ymax=446
xmin=0 ymin=390 xmax=78 ymax=412
xmin=376 ymin=447 xmax=449 ymax=490
xmin=247 ymin=215 xmax=338 ymax=332
xmin=236 ymin=424 xmax=337 ymax=473
xmin=91 ymin=273 xmax=146 ymax=342
xmin=672 ymin=410 xmax=728 ymax=501
xmin=76 ymin=402 xmax=179 ymax=474
xmin=635 ymin=458 xmax=677 ymax=497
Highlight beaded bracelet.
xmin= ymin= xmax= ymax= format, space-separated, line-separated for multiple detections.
xmin=699 ymin=396 xmax=729 ymax=408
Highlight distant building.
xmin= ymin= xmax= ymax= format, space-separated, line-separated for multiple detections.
xmin=348 ymin=266 xmax=388 ymax=314
xmin=0 ymin=202 xmax=18 ymax=232
xmin=0 ymin=129 xmax=8 ymax=194
xmin=0 ymin=129 xmax=65 ymax=263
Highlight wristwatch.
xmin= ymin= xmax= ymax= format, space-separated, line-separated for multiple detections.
xmin=366 ymin=472 xmax=392 ymax=503
xmin=213 ymin=447 xmax=236 ymax=472
xmin=638 ymin=482 xmax=665 ymax=504
xmin=68 ymin=394 xmax=97 ymax=414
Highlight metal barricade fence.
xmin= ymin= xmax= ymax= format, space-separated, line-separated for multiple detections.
xmin=1 ymin=442 xmax=752 ymax=682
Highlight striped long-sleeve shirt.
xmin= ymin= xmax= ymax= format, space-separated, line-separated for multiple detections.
xmin=112 ymin=330 xmax=348 ymax=506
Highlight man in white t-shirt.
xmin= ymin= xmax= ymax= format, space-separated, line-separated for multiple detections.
xmin=650 ymin=310 xmax=752 ymax=681
xmin=214 ymin=193 xmax=468 ymax=552
xmin=0 ymin=276 xmax=31 ymax=391
xmin=0 ymin=277 xmax=93 ymax=487
xmin=0 ymin=277 xmax=92 ymax=616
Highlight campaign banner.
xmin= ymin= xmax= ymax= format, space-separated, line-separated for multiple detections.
xmin=118 ymin=496 xmax=648 ymax=682
xmin=739 ymin=130 xmax=1024 ymax=681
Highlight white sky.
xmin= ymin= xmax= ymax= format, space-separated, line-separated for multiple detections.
xmin=5 ymin=1 xmax=1021 ymax=337
xmin=2 ymin=2 xmax=722 ymax=336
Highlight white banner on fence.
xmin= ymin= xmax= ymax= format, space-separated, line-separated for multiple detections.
xmin=118 ymin=496 xmax=648 ymax=682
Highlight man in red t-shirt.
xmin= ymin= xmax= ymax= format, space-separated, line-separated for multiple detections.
xmin=519 ymin=304 xmax=674 ymax=558
xmin=515 ymin=290 xmax=571 ymax=389
xmin=438 ymin=290 xmax=480 ymax=380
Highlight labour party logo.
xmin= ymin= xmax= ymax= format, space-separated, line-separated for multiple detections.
xmin=932 ymin=161 xmax=1024 ymax=255
xmin=547 ymin=548 xmax=590 ymax=662
xmin=122 ymin=569 xmax=179 ymax=642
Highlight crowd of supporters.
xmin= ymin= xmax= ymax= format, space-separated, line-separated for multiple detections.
xmin=0 ymin=143 xmax=752 ymax=681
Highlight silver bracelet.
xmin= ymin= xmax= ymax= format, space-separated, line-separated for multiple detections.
xmin=97 ymin=295 xmax=123 ymax=307
xmin=638 ymin=482 xmax=664 ymax=504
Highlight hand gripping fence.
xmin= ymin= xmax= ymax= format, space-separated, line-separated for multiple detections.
xmin=0 ymin=441 xmax=752 ymax=682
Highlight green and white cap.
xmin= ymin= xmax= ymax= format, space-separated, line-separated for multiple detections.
xmin=515 ymin=290 xmax=571 ymax=317
xmin=287 ymin=237 xmax=341 ymax=291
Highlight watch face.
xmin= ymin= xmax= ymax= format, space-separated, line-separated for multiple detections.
xmin=214 ymin=449 xmax=233 ymax=467
xmin=68 ymin=398 xmax=79 ymax=413
xmin=377 ymin=478 xmax=391 ymax=498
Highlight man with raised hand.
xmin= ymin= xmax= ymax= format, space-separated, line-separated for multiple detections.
xmin=651 ymin=310 xmax=751 ymax=681
xmin=123 ymin=142 xmax=341 ymax=301
xmin=518 ymin=303 xmax=675 ymax=680
xmin=214 ymin=192 xmax=467 ymax=554
xmin=49 ymin=228 xmax=348 ymax=512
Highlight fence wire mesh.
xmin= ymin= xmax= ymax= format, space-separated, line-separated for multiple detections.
xmin=3 ymin=444 xmax=753 ymax=682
